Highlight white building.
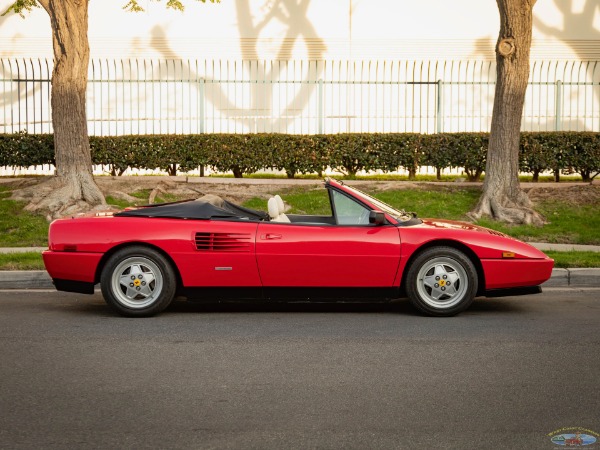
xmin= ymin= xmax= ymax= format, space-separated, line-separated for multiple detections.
xmin=2 ymin=0 xmax=598 ymax=61
xmin=1 ymin=0 xmax=600 ymax=135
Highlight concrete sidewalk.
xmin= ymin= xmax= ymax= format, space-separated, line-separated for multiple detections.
xmin=528 ymin=242 xmax=600 ymax=252
xmin=0 ymin=247 xmax=47 ymax=254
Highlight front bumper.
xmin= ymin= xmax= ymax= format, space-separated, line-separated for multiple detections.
xmin=482 ymin=258 xmax=554 ymax=290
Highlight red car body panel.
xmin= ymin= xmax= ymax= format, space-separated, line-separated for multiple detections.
xmin=42 ymin=179 xmax=554 ymax=298
xmin=481 ymin=259 xmax=555 ymax=289
xmin=42 ymin=252 xmax=102 ymax=283
xmin=255 ymin=223 xmax=401 ymax=287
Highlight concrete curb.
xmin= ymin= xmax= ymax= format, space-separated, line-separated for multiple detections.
xmin=0 ymin=270 xmax=53 ymax=289
xmin=542 ymin=268 xmax=600 ymax=287
xmin=1 ymin=268 xmax=598 ymax=290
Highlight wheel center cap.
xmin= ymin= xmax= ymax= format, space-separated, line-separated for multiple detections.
xmin=134 ymin=279 xmax=141 ymax=287
xmin=439 ymin=280 xmax=446 ymax=287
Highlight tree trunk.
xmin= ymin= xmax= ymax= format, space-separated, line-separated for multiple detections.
xmin=466 ymin=169 xmax=483 ymax=182
xmin=580 ymin=170 xmax=591 ymax=182
xmin=408 ymin=165 xmax=417 ymax=181
xmin=26 ymin=0 xmax=105 ymax=218
xmin=232 ymin=166 xmax=244 ymax=178
xmin=469 ymin=0 xmax=544 ymax=225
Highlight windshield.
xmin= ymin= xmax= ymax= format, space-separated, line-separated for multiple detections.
xmin=341 ymin=184 xmax=418 ymax=222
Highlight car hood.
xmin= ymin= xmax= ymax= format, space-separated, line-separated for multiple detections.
xmin=416 ymin=218 xmax=549 ymax=259
xmin=420 ymin=218 xmax=511 ymax=237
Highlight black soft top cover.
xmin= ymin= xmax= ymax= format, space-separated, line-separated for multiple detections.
xmin=115 ymin=199 xmax=269 ymax=221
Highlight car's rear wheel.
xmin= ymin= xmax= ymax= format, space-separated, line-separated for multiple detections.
xmin=406 ymin=246 xmax=478 ymax=317
xmin=100 ymin=246 xmax=176 ymax=317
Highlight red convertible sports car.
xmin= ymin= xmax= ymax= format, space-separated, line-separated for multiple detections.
xmin=43 ymin=178 xmax=553 ymax=317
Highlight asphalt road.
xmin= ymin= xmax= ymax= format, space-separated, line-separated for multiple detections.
xmin=1 ymin=289 xmax=599 ymax=450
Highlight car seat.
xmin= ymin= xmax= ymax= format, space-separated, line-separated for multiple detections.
xmin=268 ymin=195 xmax=290 ymax=222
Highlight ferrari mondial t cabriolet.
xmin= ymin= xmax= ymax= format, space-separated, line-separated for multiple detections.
xmin=43 ymin=178 xmax=553 ymax=317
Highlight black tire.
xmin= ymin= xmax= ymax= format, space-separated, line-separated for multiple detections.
xmin=100 ymin=246 xmax=177 ymax=317
xmin=405 ymin=246 xmax=478 ymax=317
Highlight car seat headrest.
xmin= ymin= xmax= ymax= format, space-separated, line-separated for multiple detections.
xmin=267 ymin=197 xmax=279 ymax=219
xmin=274 ymin=195 xmax=285 ymax=214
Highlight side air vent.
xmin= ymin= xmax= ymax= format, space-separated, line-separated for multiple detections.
xmin=194 ymin=232 xmax=252 ymax=252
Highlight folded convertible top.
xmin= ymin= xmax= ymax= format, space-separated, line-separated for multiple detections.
xmin=115 ymin=199 xmax=269 ymax=221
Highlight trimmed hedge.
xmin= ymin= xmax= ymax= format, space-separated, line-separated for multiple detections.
xmin=0 ymin=132 xmax=55 ymax=168
xmin=519 ymin=132 xmax=600 ymax=182
xmin=1 ymin=132 xmax=598 ymax=181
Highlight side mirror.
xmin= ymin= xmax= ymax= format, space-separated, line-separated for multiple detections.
xmin=369 ymin=210 xmax=385 ymax=225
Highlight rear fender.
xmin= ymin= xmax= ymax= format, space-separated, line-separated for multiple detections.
xmin=94 ymin=242 xmax=183 ymax=289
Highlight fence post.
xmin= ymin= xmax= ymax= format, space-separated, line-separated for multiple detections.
xmin=199 ymin=77 xmax=205 ymax=134
xmin=318 ymin=78 xmax=324 ymax=134
xmin=555 ymin=80 xmax=562 ymax=131
xmin=436 ymin=79 xmax=443 ymax=133
xmin=199 ymin=77 xmax=205 ymax=176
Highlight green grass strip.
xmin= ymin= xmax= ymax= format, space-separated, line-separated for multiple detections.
xmin=244 ymin=187 xmax=600 ymax=245
xmin=544 ymin=251 xmax=600 ymax=269
xmin=0 ymin=187 xmax=49 ymax=247
xmin=0 ymin=252 xmax=45 ymax=270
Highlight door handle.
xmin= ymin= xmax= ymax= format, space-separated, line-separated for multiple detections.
xmin=261 ymin=233 xmax=282 ymax=240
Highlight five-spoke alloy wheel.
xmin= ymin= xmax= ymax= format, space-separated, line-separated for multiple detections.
xmin=101 ymin=246 xmax=177 ymax=317
xmin=406 ymin=246 xmax=478 ymax=316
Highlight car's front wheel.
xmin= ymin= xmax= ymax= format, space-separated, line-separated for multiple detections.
xmin=100 ymin=246 xmax=177 ymax=317
xmin=406 ymin=246 xmax=478 ymax=317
